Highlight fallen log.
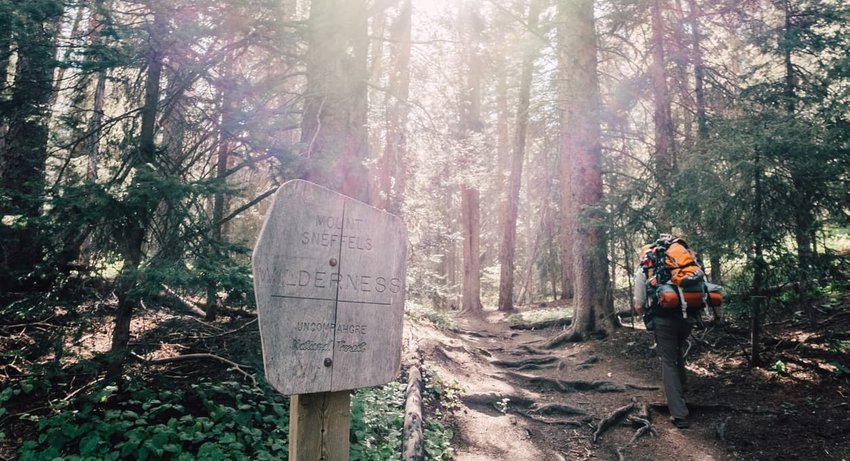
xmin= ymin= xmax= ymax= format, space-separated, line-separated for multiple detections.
xmin=403 ymin=366 xmax=424 ymax=461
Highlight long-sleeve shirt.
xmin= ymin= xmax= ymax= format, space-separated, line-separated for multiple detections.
xmin=633 ymin=267 xmax=648 ymax=310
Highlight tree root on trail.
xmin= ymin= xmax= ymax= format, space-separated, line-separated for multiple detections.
xmin=543 ymin=328 xmax=585 ymax=349
xmin=506 ymin=372 xmax=631 ymax=393
xmin=461 ymin=393 xmax=592 ymax=428
xmin=496 ymin=344 xmax=548 ymax=356
xmin=716 ymin=415 xmax=732 ymax=444
xmin=491 ymin=356 xmax=560 ymax=369
xmin=476 ymin=347 xmax=492 ymax=357
xmin=518 ymin=411 xmax=590 ymax=427
xmin=616 ymin=415 xmax=656 ymax=461
xmin=593 ymin=400 xmax=635 ymax=443
xmin=457 ymin=329 xmax=500 ymax=339
xmin=648 ymin=401 xmax=778 ymax=415
xmin=575 ymin=355 xmax=599 ymax=369
xmin=509 ymin=317 xmax=572 ymax=331
xmin=624 ymin=383 xmax=660 ymax=391
xmin=529 ymin=403 xmax=587 ymax=417
xmin=461 ymin=393 xmax=535 ymax=413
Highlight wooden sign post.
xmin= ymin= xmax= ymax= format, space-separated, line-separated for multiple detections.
xmin=252 ymin=180 xmax=407 ymax=460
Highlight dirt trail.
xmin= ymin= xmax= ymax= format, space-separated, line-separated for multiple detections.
xmin=409 ymin=309 xmax=732 ymax=461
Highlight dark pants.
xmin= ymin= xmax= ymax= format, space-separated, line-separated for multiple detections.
xmin=654 ymin=315 xmax=692 ymax=420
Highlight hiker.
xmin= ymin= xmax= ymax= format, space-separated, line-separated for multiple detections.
xmin=633 ymin=235 xmax=703 ymax=429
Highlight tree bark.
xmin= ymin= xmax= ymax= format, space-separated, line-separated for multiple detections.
xmin=686 ymin=0 xmax=707 ymax=139
xmin=650 ymin=0 xmax=676 ymax=205
xmin=379 ymin=0 xmax=411 ymax=215
xmin=498 ymin=0 xmax=541 ymax=312
xmin=458 ymin=3 xmax=484 ymax=315
xmin=548 ymin=0 xmax=615 ymax=347
xmin=207 ymin=60 xmax=236 ymax=321
xmin=300 ymin=0 xmax=370 ymax=203
xmin=0 ymin=1 xmax=62 ymax=288
xmin=461 ymin=186 xmax=483 ymax=313
xmin=750 ymin=149 xmax=766 ymax=368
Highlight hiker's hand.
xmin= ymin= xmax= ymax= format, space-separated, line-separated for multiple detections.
xmin=634 ymin=303 xmax=644 ymax=315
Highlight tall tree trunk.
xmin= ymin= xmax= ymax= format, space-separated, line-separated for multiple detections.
xmin=379 ymin=0 xmax=411 ymax=215
xmin=557 ymin=9 xmax=575 ymax=302
xmin=0 ymin=7 xmax=10 ymax=156
xmin=650 ymin=0 xmax=676 ymax=208
xmin=498 ymin=0 xmax=541 ymax=312
xmin=300 ymin=0 xmax=370 ymax=203
xmin=207 ymin=62 xmax=236 ymax=321
xmin=495 ymin=60 xmax=510 ymax=221
xmin=86 ymin=70 xmax=107 ymax=181
xmin=750 ymin=150 xmax=766 ymax=368
xmin=459 ymin=3 xmax=483 ymax=315
xmin=0 ymin=4 xmax=11 ymax=91
xmin=0 ymin=1 xmax=61 ymax=289
xmin=687 ymin=0 xmax=707 ymax=139
xmin=461 ymin=187 xmax=482 ymax=313
xmin=47 ymin=6 xmax=84 ymax=113
xmin=548 ymin=0 xmax=615 ymax=347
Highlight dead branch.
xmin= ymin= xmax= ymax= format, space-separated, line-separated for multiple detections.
xmin=195 ymin=318 xmax=258 ymax=340
xmin=593 ymin=400 xmax=635 ymax=443
xmin=131 ymin=351 xmax=256 ymax=385
xmin=160 ymin=284 xmax=207 ymax=317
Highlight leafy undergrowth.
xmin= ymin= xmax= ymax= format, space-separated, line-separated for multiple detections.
xmin=0 ymin=297 xmax=456 ymax=460
xmin=8 ymin=379 xmax=289 ymax=461
xmin=4 ymin=367 xmax=456 ymax=460
xmin=351 ymin=375 xmax=454 ymax=461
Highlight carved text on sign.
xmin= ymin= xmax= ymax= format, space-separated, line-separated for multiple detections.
xmin=253 ymin=180 xmax=407 ymax=395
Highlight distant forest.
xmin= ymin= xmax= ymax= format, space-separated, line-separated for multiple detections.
xmin=1 ymin=0 xmax=849 ymax=384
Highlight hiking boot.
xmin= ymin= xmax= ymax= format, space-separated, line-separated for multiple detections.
xmin=671 ymin=417 xmax=690 ymax=429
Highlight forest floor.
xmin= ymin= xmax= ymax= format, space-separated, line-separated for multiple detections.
xmin=412 ymin=300 xmax=850 ymax=461
xmin=2 ymin=289 xmax=849 ymax=460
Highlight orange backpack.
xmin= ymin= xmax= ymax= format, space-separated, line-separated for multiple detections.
xmin=640 ymin=236 xmax=717 ymax=316
xmin=640 ymin=236 xmax=704 ymax=288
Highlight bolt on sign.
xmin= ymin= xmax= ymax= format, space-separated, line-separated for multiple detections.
xmin=253 ymin=180 xmax=407 ymax=395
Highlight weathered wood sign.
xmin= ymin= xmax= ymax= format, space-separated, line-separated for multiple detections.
xmin=252 ymin=180 xmax=407 ymax=396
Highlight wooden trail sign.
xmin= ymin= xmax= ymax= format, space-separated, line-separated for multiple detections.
xmin=252 ymin=179 xmax=408 ymax=396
